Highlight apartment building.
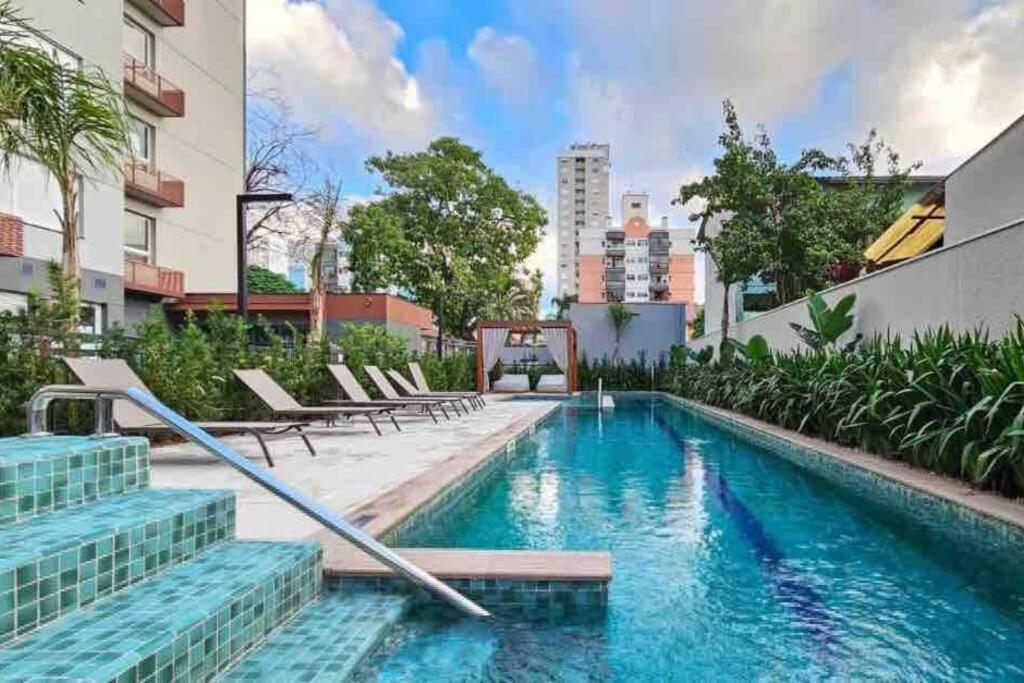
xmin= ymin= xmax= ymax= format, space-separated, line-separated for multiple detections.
xmin=0 ymin=0 xmax=245 ymax=331
xmin=556 ymin=143 xmax=610 ymax=299
xmin=577 ymin=192 xmax=696 ymax=311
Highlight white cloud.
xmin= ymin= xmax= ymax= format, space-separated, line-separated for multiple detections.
xmin=467 ymin=27 xmax=543 ymax=106
xmin=246 ymin=0 xmax=441 ymax=147
xmin=563 ymin=0 xmax=1024 ymax=195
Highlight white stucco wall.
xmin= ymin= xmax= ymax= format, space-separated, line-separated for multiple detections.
xmin=945 ymin=114 xmax=1024 ymax=245
xmin=691 ymin=218 xmax=1024 ymax=355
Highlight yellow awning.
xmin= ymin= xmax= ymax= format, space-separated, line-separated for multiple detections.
xmin=865 ymin=201 xmax=944 ymax=265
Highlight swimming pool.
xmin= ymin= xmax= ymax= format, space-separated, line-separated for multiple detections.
xmin=358 ymin=395 xmax=1024 ymax=680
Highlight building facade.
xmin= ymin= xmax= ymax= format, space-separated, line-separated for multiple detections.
xmin=577 ymin=193 xmax=696 ymax=311
xmin=0 ymin=0 xmax=246 ymax=331
xmin=556 ymin=143 xmax=610 ymax=299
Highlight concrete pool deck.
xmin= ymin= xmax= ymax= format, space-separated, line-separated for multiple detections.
xmin=150 ymin=395 xmax=563 ymax=541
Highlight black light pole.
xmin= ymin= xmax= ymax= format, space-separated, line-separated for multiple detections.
xmin=236 ymin=192 xmax=293 ymax=320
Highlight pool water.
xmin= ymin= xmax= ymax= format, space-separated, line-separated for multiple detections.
xmin=358 ymin=396 xmax=1024 ymax=681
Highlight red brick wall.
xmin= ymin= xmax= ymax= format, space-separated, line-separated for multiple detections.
xmin=0 ymin=213 xmax=24 ymax=257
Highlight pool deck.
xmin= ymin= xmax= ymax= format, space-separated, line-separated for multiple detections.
xmin=150 ymin=395 xmax=562 ymax=541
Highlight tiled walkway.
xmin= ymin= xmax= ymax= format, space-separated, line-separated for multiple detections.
xmin=151 ymin=396 xmax=560 ymax=541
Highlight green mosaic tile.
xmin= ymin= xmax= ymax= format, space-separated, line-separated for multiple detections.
xmin=0 ymin=541 xmax=322 ymax=681
xmin=220 ymin=588 xmax=410 ymax=682
xmin=0 ymin=488 xmax=235 ymax=645
xmin=0 ymin=436 xmax=150 ymax=527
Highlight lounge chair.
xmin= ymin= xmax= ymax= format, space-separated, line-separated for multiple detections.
xmin=326 ymin=364 xmax=443 ymax=424
xmin=64 ymin=357 xmax=313 ymax=468
xmin=386 ymin=369 xmax=478 ymax=412
xmin=492 ymin=374 xmax=530 ymax=393
xmin=408 ymin=362 xmax=485 ymax=406
xmin=363 ymin=366 xmax=463 ymax=417
xmin=233 ymin=369 xmax=399 ymax=435
xmin=536 ymin=374 xmax=568 ymax=393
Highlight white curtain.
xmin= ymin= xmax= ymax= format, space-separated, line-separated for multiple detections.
xmin=545 ymin=327 xmax=569 ymax=373
xmin=481 ymin=328 xmax=510 ymax=390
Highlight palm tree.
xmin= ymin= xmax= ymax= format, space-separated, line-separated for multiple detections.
xmin=490 ymin=270 xmax=542 ymax=320
xmin=550 ymin=294 xmax=578 ymax=320
xmin=0 ymin=2 xmax=130 ymax=327
xmin=607 ymin=302 xmax=637 ymax=361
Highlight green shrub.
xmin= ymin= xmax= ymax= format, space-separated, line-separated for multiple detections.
xmin=416 ymin=351 xmax=476 ymax=392
xmin=670 ymin=321 xmax=1024 ymax=497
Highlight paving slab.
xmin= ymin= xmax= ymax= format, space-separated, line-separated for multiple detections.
xmin=150 ymin=396 xmax=560 ymax=541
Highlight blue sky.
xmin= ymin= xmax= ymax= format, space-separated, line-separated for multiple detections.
xmin=246 ymin=0 xmax=1024 ymax=309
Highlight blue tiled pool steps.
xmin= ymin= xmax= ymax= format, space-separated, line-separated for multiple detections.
xmin=0 ymin=436 xmax=407 ymax=682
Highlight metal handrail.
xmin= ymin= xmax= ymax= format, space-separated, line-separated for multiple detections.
xmin=25 ymin=385 xmax=490 ymax=619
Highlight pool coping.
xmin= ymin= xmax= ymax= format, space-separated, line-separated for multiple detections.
xmin=658 ymin=392 xmax=1024 ymax=532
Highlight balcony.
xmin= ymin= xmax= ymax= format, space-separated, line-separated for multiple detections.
xmin=127 ymin=0 xmax=185 ymax=26
xmin=649 ymin=281 xmax=670 ymax=294
xmin=125 ymin=160 xmax=185 ymax=208
xmin=123 ymin=54 xmax=185 ymax=117
xmin=605 ymin=243 xmax=624 ymax=257
xmin=0 ymin=212 xmax=24 ymax=257
xmin=124 ymin=260 xmax=185 ymax=299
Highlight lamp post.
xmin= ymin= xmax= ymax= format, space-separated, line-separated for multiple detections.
xmin=236 ymin=192 xmax=293 ymax=320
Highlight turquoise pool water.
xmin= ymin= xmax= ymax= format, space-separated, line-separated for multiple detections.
xmin=359 ymin=396 xmax=1024 ymax=681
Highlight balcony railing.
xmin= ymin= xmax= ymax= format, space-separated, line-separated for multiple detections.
xmin=125 ymin=160 xmax=185 ymax=208
xmin=124 ymin=259 xmax=185 ymax=299
xmin=127 ymin=0 xmax=185 ymax=26
xmin=123 ymin=54 xmax=185 ymax=117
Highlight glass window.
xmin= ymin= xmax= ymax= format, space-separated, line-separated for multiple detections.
xmin=123 ymin=210 xmax=152 ymax=261
xmin=123 ymin=16 xmax=153 ymax=66
xmin=128 ymin=117 xmax=152 ymax=162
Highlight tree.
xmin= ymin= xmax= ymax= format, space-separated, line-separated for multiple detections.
xmin=690 ymin=307 xmax=705 ymax=339
xmin=486 ymin=269 xmax=542 ymax=320
xmin=550 ymin=294 xmax=578 ymax=321
xmin=819 ymin=130 xmax=920 ymax=273
xmin=0 ymin=2 xmax=130 ymax=327
xmin=246 ymin=265 xmax=298 ymax=293
xmin=347 ymin=137 xmax=546 ymax=357
xmin=607 ymin=302 xmax=637 ymax=361
xmin=306 ymin=178 xmax=343 ymax=342
xmin=244 ymin=82 xmax=318 ymax=248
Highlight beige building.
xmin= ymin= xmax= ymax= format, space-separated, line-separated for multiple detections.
xmin=556 ymin=143 xmax=610 ymax=299
xmin=0 ymin=0 xmax=246 ymax=331
xmin=576 ymin=192 xmax=697 ymax=314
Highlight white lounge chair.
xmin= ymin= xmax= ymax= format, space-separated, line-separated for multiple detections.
xmin=536 ymin=374 xmax=568 ymax=393
xmin=491 ymin=374 xmax=530 ymax=393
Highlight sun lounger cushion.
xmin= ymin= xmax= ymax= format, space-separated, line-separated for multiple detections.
xmin=492 ymin=374 xmax=530 ymax=393
xmin=536 ymin=374 xmax=568 ymax=393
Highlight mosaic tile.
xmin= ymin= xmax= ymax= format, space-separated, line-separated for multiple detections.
xmin=0 ymin=541 xmax=322 ymax=682
xmin=380 ymin=413 xmax=559 ymax=548
xmin=0 ymin=488 xmax=235 ymax=645
xmin=329 ymin=575 xmax=607 ymax=620
xmin=670 ymin=396 xmax=1024 ymax=547
xmin=220 ymin=587 xmax=410 ymax=681
xmin=0 ymin=436 xmax=150 ymax=526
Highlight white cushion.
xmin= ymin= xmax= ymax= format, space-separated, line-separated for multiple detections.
xmin=492 ymin=374 xmax=530 ymax=392
xmin=536 ymin=374 xmax=567 ymax=393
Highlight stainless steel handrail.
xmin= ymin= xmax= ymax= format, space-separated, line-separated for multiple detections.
xmin=25 ymin=385 xmax=491 ymax=618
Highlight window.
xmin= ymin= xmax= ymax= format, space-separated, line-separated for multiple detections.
xmin=128 ymin=117 xmax=153 ymax=163
xmin=78 ymin=303 xmax=104 ymax=336
xmin=631 ymin=202 xmax=641 ymax=209
xmin=123 ymin=210 xmax=153 ymax=262
xmin=123 ymin=16 xmax=154 ymax=66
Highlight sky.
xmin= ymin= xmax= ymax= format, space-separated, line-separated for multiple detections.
xmin=246 ymin=0 xmax=1024 ymax=311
